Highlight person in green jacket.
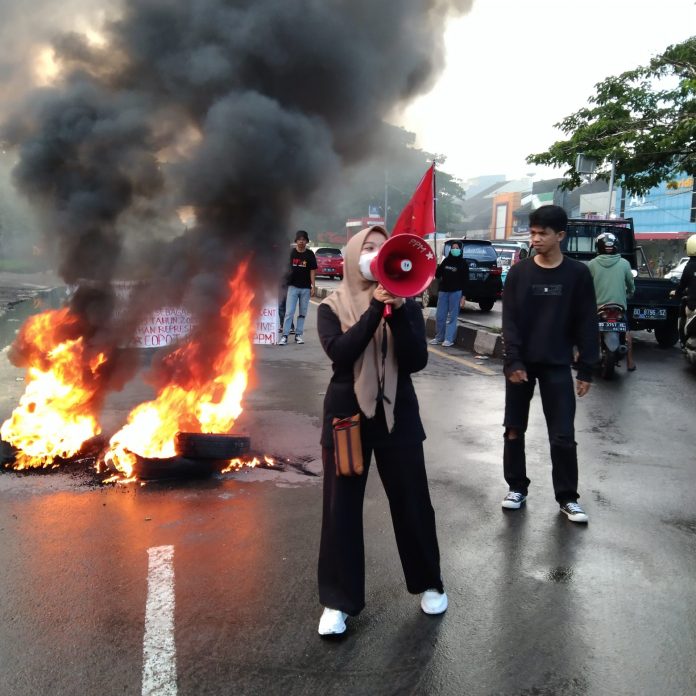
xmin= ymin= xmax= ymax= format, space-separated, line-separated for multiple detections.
xmin=588 ymin=232 xmax=636 ymax=371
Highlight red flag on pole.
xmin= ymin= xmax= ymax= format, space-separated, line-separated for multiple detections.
xmin=391 ymin=163 xmax=436 ymax=237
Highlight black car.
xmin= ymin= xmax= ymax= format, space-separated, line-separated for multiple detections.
xmin=421 ymin=239 xmax=503 ymax=312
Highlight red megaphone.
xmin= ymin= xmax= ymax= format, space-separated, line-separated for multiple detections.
xmin=370 ymin=233 xmax=437 ymax=315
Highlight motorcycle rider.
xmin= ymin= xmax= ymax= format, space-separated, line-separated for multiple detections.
xmin=670 ymin=234 xmax=696 ymax=346
xmin=588 ymin=232 xmax=636 ymax=371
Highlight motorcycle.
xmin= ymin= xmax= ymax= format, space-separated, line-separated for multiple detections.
xmin=597 ymin=303 xmax=628 ymax=379
xmin=679 ymin=299 xmax=696 ymax=368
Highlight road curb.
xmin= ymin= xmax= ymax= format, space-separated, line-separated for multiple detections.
xmin=315 ymin=286 xmax=503 ymax=358
xmin=425 ymin=315 xmax=503 ymax=358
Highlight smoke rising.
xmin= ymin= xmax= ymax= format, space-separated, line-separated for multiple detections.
xmin=2 ymin=0 xmax=474 ymax=392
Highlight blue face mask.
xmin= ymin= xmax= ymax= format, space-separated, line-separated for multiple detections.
xmin=450 ymin=248 xmax=461 ymax=257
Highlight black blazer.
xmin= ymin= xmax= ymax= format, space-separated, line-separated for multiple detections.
xmin=317 ymin=298 xmax=428 ymax=448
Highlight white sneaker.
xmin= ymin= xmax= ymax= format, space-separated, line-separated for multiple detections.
xmin=429 ymin=338 xmax=441 ymax=345
xmin=560 ymin=501 xmax=589 ymax=523
xmin=295 ymin=335 xmax=304 ymax=344
xmin=318 ymin=607 xmax=348 ymax=635
xmin=278 ymin=335 xmax=288 ymax=346
xmin=420 ymin=589 xmax=448 ymax=615
xmin=502 ymin=491 xmax=527 ymax=509
xmin=442 ymin=340 xmax=454 ymax=347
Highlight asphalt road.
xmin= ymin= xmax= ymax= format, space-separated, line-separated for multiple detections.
xmin=1 ymin=297 xmax=695 ymax=696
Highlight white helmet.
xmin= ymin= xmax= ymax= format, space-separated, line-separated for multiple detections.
xmin=686 ymin=234 xmax=696 ymax=257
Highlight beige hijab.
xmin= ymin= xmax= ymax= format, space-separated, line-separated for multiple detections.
xmin=322 ymin=226 xmax=398 ymax=432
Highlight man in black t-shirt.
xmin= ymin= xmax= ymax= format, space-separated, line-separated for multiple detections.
xmin=279 ymin=230 xmax=317 ymax=345
xmin=501 ymin=205 xmax=598 ymax=523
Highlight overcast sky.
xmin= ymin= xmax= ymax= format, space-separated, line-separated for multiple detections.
xmin=399 ymin=0 xmax=696 ymax=183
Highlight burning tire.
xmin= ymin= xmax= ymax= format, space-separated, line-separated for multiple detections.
xmin=174 ymin=433 xmax=250 ymax=460
xmin=0 ymin=440 xmax=18 ymax=467
xmin=132 ymin=454 xmax=221 ymax=481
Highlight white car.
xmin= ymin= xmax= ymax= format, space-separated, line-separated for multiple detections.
xmin=665 ymin=257 xmax=689 ymax=281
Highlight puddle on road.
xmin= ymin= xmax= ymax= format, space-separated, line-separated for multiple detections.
xmin=0 ymin=286 xmax=66 ymax=350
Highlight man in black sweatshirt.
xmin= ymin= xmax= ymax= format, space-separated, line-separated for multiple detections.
xmin=501 ymin=205 xmax=598 ymax=523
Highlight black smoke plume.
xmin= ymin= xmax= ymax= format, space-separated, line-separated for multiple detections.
xmin=2 ymin=0 xmax=474 ymax=394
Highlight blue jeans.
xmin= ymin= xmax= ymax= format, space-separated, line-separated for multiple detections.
xmin=435 ymin=290 xmax=462 ymax=343
xmin=283 ymin=286 xmax=310 ymax=337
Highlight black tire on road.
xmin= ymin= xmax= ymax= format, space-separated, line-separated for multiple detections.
xmin=478 ymin=299 xmax=495 ymax=312
xmin=654 ymin=323 xmax=679 ymax=348
xmin=600 ymin=350 xmax=616 ymax=380
xmin=174 ymin=432 xmax=251 ymax=459
xmin=133 ymin=454 xmax=221 ymax=481
xmin=0 ymin=440 xmax=18 ymax=466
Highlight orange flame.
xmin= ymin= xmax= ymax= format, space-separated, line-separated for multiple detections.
xmin=1 ymin=308 xmax=106 ymax=469
xmin=105 ymin=262 xmax=255 ymax=477
xmin=220 ymin=455 xmax=275 ymax=474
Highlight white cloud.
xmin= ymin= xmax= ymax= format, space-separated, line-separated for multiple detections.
xmin=399 ymin=0 xmax=696 ymax=182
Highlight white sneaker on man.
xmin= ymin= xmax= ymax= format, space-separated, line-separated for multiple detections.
xmin=318 ymin=607 xmax=348 ymax=635
xmin=442 ymin=340 xmax=454 ymax=347
xmin=502 ymin=491 xmax=527 ymax=509
xmin=560 ymin=501 xmax=589 ymax=523
xmin=278 ymin=335 xmax=288 ymax=346
xmin=429 ymin=338 xmax=441 ymax=345
xmin=420 ymin=589 xmax=448 ymax=615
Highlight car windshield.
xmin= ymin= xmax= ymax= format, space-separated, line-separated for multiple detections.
xmin=316 ymin=248 xmax=342 ymax=257
xmin=563 ymin=222 xmax=633 ymax=254
xmin=444 ymin=242 xmax=496 ymax=261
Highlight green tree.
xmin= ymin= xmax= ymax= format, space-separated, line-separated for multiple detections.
xmin=527 ymin=36 xmax=696 ymax=194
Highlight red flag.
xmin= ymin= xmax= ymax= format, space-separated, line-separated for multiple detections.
xmin=391 ymin=163 xmax=435 ymax=237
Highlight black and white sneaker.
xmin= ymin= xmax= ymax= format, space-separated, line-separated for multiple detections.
xmin=278 ymin=335 xmax=288 ymax=346
xmin=560 ymin=501 xmax=588 ymax=523
xmin=502 ymin=491 xmax=527 ymax=509
xmin=295 ymin=335 xmax=304 ymax=344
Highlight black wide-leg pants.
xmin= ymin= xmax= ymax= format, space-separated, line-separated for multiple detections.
xmin=318 ymin=441 xmax=443 ymax=616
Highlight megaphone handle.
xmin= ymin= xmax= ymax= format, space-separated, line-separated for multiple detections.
xmin=383 ymin=304 xmax=392 ymax=318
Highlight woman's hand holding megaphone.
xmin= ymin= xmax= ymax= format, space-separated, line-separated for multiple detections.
xmin=374 ymin=284 xmax=405 ymax=310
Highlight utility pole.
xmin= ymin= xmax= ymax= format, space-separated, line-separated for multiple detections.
xmin=606 ymin=160 xmax=616 ymax=218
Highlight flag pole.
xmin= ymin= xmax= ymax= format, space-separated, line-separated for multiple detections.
xmin=433 ymin=162 xmax=438 ymax=259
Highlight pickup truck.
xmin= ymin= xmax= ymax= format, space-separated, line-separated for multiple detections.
xmin=562 ymin=218 xmax=680 ymax=347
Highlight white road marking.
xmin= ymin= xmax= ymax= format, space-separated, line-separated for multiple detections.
xmin=142 ymin=545 xmax=177 ymax=696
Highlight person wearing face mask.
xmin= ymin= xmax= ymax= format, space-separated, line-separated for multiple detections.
xmin=315 ymin=225 xmax=447 ymax=637
xmin=430 ymin=241 xmax=469 ymax=347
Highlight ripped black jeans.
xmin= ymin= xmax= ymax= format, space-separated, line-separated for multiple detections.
xmin=503 ymin=364 xmax=579 ymax=504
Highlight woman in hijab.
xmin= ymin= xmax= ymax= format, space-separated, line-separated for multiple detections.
xmin=430 ymin=241 xmax=469 ymax=347
xmin=316 ymin=225 xmax=447 ymax=636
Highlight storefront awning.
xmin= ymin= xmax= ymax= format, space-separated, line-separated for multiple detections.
xmin=634 ymin=232 xmax=691 ymax=240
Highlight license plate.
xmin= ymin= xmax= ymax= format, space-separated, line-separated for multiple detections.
xmin=598 ymin=321 xmax=627 ymax=332
xmin=632 ymin=307 xmax=667 ymax=320
xmin=323 ymin=268 xmax=335 ymax=272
